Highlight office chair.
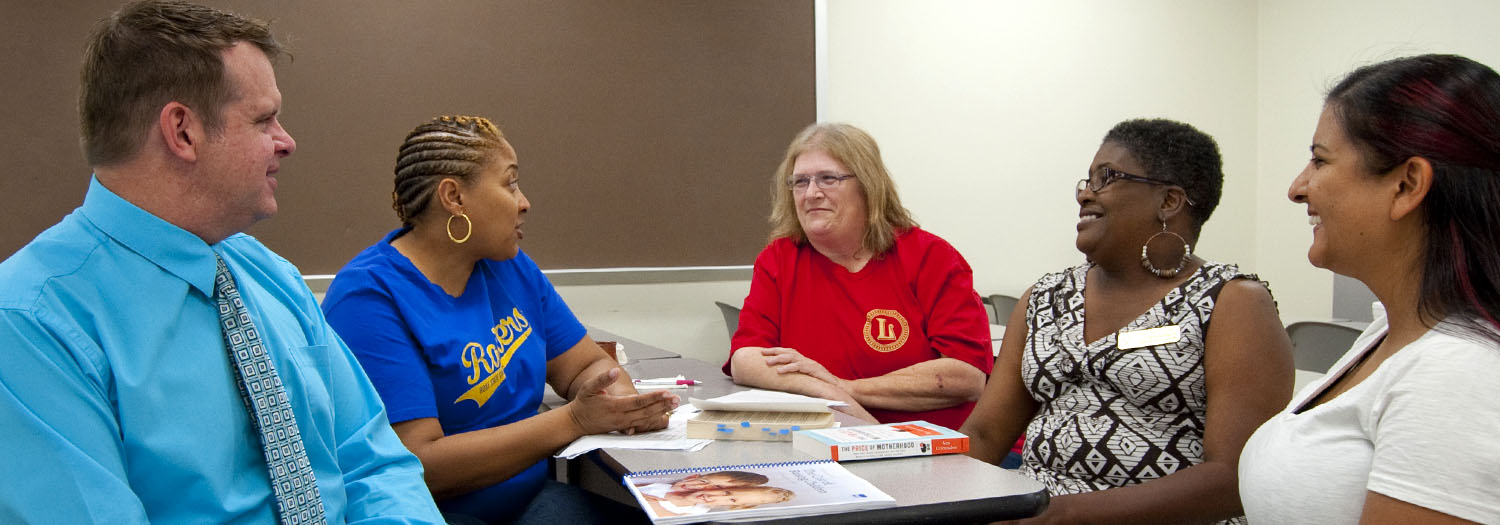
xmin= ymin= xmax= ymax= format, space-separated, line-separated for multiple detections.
xmin=988 ymin=294 xmax=1020 ymax=323
xmin=1285 ymin=320 xmax=1364 ymax=373
xmin=980 ymin=295 xmax=998 ymax=324
xmin=714 ymin=301 xmax=742 ymax=339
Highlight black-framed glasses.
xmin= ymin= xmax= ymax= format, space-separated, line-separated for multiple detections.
xmin=1076 ymin=167 xmax=1197 ymax=205
xmin=788 ymin=173 xmax=855 ymax=192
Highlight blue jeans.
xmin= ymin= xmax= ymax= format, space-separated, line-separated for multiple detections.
xmin=1001 ymin=450 xmax=1023 ymax=469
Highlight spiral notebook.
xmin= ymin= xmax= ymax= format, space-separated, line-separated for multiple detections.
xmin=623 ymin=460 xmax=896 ymax=524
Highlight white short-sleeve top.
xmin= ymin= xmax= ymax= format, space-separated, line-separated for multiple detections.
xmin=1239 ymin=312 xmax=1500 ymax=524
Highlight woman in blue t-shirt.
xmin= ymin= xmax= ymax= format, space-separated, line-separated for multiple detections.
xmin=322 ymin=115 xmax=676 ymax=524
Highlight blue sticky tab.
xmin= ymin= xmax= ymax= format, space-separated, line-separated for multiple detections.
xmin=717 ymin=423 xmax=726 ymax=428
xmin=779 ymin=429 xmax=790 ymax=434
xmin=740 ymin=421 xmax=750 ymax=428
xmin=791 ymin=426 xmax=801 ymax=431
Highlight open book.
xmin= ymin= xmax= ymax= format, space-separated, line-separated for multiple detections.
xmin=624 ymin=460 xmax=895 ymax=524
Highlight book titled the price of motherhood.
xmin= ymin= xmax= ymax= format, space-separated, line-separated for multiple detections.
xmin=792 ymin=420 xmax=970 ymax=461
xmin=624 ymin=460 xmax=895 ymax=525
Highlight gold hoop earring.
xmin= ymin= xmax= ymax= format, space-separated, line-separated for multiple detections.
xmin=447 ymin=213 xmax=472 ymax=244
xmin=1141 ymin=220 xmax=1190 ymax=278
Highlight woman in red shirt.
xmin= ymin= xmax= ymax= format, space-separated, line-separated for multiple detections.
xmin=724 ymin=123 xmax=992 ymax=430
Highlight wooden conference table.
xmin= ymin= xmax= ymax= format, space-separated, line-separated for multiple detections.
xmin=552 ymin=330 xmax=1049 ymax=523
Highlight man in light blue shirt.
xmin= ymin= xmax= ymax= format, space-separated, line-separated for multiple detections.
xmin=0 ymin=1 xmax=443 ymax=522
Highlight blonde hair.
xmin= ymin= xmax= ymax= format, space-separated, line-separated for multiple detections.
xmin=768 ymin=123 xmax=916 ymax=255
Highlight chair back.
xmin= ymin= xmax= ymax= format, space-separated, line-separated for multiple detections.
xmin=988 ymin=294 xmax=1020 ymax=323
xmin=715 ymin=301 xmax=742 ymax=339
xmin=1285 ymin=321 xmax=1364 ymax=373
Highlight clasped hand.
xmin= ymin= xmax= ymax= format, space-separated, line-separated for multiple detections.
xmin=760 ymin=347 xmax=847 ymax=390
xmin=758 ymin=347 xmax=878 ymax=421
xmin=566 ymin=367 xmax=677 ymax=436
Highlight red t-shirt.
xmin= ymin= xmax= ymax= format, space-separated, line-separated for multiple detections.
xmin=724 ymin=227 xmax=992 ymax=429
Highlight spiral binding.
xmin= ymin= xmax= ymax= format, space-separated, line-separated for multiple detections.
xmin=625 ymin=459 xmax=835 ymax=479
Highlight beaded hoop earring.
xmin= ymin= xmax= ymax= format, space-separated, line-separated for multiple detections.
xmin=1141 ymin=220 xmax=1190 ymax=278
xmin=447 ymin=213 xmax=473 ymax=244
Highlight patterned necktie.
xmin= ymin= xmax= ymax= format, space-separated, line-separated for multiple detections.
xmin=214 ymin=255 xmax=327 ymax=525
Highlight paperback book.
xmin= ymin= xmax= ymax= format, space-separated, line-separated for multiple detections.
xmin=623 ymin=460 xmax=895 ymax=524
xmin=792 ymin=420 xmax=969 ymax=461
xmin=685 ymin=389 xmax=841 ymax=441
xmin=685 ymin=410 xmax=835 ymax=441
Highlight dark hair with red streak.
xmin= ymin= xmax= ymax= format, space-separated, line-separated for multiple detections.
xmin=1327 ymin=54 xmax=1500 ymax=342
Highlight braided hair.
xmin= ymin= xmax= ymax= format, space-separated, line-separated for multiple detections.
xmin=391 ymin=115 xmax=506 ymax=226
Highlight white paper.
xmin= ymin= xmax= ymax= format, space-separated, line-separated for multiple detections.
xmin=689 ymin=389 xmax=845 ymax=413
xmin=554 ymin=405 xmax=712 ymax=459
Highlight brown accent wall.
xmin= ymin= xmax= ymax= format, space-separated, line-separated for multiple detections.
xmin=0 ymin=1 xmax=814 ymax=274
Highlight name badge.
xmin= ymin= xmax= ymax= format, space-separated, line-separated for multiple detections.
xmin=1116 ymin=325 xmax=1182 ymax=350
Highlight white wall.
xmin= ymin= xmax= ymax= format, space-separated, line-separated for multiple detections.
xmin=823 ymin=0 xmax=1261 ymax=299
xmin=560 ymin=0 xmax=1500 ymax=359
xmin=1255 ymin=0 xmax=1500 ymax=321
xmin=558 ymin=281 xmax=750 ymax=364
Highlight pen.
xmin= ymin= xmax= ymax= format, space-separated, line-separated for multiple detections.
xmin=633 ymin=384 xmax=688 ymax=390
xmin=633 ymin=378 xmax=700 ymax=385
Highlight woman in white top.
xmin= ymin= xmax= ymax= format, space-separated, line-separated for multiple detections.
xmin=1239 ymin=54 xmax=1500 ymax=524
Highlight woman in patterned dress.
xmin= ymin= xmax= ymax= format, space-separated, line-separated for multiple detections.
xmin=961 ymin=119 xmax=1294 ymax=523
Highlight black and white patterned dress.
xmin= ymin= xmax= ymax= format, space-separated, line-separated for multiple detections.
xmin=1018 ymin=262 xmax=1259 ymax=523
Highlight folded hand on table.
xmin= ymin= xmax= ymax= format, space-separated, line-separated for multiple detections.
xmin=757 ymin=347 xmax=875 ymax=422
xmin=762 ymin=347 xmax=844 ymax=386
xmin=568 ymin=367 xmax=677 ymax=435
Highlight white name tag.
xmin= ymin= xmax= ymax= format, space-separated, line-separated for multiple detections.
xmin=1116 ymin=325 xmax=1183 ymax=350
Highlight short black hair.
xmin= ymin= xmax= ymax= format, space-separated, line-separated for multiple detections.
xmin=1102 ymin=119 xmax=1224 ymax=231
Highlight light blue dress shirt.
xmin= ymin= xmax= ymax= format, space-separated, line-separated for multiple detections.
xmin=0 ymin=178 xmax=444 ymax=524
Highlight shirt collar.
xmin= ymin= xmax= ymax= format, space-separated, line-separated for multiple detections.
xmin=80 ymin=176 xmax=219 ymax=297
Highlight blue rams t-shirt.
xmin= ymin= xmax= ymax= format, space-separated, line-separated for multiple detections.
xmin=321 ymin=228 xmax=586 ymax=521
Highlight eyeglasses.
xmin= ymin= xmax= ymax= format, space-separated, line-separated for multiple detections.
xmin=1076 ymin=167 xmax=1197 ymax=205
xmin=788 ymin=172 xmax=855 ymax=192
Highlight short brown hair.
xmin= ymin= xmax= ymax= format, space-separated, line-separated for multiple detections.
xmin=768 ymin=123 xmax=917 ymax=256
xmin=79 ymin=0 xmax=284 ymax=166
xmin=392 ymin=115 xmax=509 ymax=227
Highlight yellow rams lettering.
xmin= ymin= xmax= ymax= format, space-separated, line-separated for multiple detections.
xmin=455 ymin=309 xmax=534 ymax=408
xmin=461 ymin=342 xmax=485 ymax=385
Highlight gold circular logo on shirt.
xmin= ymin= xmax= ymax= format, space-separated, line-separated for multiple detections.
xmin=863 ymin=309 xmax=909 ymax=353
